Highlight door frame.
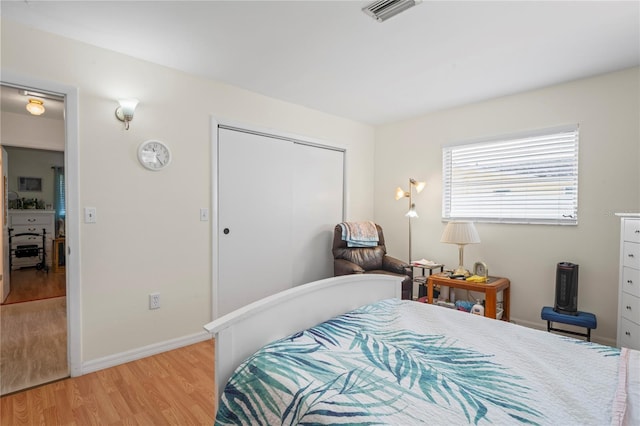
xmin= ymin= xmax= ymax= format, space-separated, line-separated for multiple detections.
xmin=1 ymin=71 xmax=81 ymax=376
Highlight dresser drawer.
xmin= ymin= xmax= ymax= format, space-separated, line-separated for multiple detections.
xmin=11 ymin=233 xmax=49 ymax=246
xmin=623 ymin=242 xmax=640 ymax=269
xmin=618 ymin=317 xmax=640 ymax=350
xmin=620 ymin=291 xmax=640 ymax=325
xmin=10 ymin=225 xmax=54 ymax=245
xmin=624 ymin=218 xmax=640 ymax=243
xmin=622 ymin=267 xmax=640 ymax=298
xmin=11 ymin=224 xmax=54 ymax=235
xmin=10 ymin=213 xmax=53 ymax=226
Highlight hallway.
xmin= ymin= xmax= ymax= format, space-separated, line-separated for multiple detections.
xmin=1 ymin=270 xmax=68 ymax=395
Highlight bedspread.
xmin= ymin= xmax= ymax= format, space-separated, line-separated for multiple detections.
xmin=216 ymin=299 xmax=636 ymax=425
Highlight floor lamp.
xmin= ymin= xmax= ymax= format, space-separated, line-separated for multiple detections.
xmin=395 ymin=178 xmax=425 ymax=263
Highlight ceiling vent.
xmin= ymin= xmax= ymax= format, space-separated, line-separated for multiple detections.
xmin=362 ymin=0 xmax=420 ymax=22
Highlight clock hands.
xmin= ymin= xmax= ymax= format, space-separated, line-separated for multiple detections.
xmin=139 ymin=140 xmax=170 ymax=170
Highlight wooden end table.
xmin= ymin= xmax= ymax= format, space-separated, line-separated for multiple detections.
xmin=427 ymin=274 xmax=510 ymax=321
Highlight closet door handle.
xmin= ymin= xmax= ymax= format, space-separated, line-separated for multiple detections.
xmin=223 ymin=228 xmax=230 ymax=235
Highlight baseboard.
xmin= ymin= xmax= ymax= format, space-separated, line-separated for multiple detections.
xmin=80 ymin=331 xmax=211 ymax=375
xmin=511 ymin=316 xmax=617 ymax=348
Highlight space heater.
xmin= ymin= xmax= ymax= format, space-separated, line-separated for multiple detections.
xmin=554 ymin=262 xmax=579 ymax=315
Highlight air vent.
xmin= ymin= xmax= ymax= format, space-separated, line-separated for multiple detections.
xmin=362 ymin=0 xmax=420 ymax=22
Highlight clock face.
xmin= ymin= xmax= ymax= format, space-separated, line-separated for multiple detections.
xmin=474 ymin=261 xmax=488 ymax=278
xmin=138 ymin=140 xmax=171 ymax=171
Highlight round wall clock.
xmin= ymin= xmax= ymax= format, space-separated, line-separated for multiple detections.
xmin=137 ymin=140 xmax=171 ymax=171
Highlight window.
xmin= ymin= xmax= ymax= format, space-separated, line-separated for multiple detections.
xmin=53 ymin=166 xmax=65 ymax=219
xmin=442 ymin=125 xmax=579 ymax=225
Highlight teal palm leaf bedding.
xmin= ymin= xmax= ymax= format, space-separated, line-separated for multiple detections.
xmin=215 ymin=299 xmax=633 ymax=425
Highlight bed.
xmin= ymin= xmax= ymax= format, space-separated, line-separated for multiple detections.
xmin=204 ymin=274 xmax=639 ymax=425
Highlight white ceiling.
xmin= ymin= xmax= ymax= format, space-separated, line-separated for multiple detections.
xmin=1 ymin=0 xmax=639 ymax=125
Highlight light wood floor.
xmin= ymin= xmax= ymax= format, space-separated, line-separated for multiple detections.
xmin=1 ymin=296 xmax=69 ymax=395
xmin=0 ymin=340 xmax=216 ymax=425
xmin=2 ymin=269 xmax=66 ymax=305
xmin=1 ymin=268 xmax=68 ymax=395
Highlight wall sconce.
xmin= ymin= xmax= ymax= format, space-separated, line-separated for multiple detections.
xmin=440 ymin=221 xmax=481 ymax=277
xmin=26 ymin=98 xmax=45 ymax=116
xmin=395 ymin=178 xmax=426 ymax=263
xmin=115 ymin=98 xmax=139 ymax=130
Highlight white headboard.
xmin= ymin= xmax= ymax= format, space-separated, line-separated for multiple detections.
xmin=203 ymin=274 xmax=402 ymax=401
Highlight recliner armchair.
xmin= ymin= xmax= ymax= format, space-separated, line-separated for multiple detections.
xmin=332 ymin=223 xmax=413 ymax=300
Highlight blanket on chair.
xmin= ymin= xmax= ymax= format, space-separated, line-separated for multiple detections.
xmin=339 ymin=221 xmax=379 ymax=247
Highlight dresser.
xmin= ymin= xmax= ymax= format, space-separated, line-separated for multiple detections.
xmin=616 ymin=213 xmax=640 ymax=350
xmin=8 ymin=209 xmax=55 ymax=270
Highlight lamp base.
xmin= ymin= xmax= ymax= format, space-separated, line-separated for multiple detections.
xmin=453 ymin=266 xmax=471 ymax=277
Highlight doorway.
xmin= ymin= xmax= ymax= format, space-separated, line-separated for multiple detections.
xmin=0 ymin=82 xmax=74 ymax=394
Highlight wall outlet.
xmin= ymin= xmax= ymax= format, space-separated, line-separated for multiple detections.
xmin=149 ymin=293 xmax=160 ymax=310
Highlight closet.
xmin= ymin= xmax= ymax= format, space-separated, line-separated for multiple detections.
xmin=214 ymin=125 xmax=344 ymax=317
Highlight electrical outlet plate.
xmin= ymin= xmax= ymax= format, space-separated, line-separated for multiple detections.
xmin=84 ymin=207 xmax=97 ymax=223
xmin=149 ymin=293 xmax=160 ymax=310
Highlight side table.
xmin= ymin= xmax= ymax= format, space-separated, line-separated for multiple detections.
xmin=411 ymin=263 xmax=444 ymax=298
xmin=427 ymin=274 xmax=510 ymax=321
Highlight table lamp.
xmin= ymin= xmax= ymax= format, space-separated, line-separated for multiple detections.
xmin=440 ymin=221 xmax=480 ymax=277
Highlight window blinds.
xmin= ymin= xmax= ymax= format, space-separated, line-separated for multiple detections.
xmin=442 ymin=125 xmax=579 ymax=225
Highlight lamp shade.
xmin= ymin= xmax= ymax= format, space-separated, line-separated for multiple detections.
xmin=412 ymin=180 xmax=426 ymax=193
xmin=405 ymin=203 xmax=418 ymax=218
xmin=118 ymin=98 xmax=139 ymax=117
xmin=440 ymin=221 xmax=480 ymax=245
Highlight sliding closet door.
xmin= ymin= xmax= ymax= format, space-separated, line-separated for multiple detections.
xmin=217 ymin=128 xmax=293 ymax=316
xmin=216 ymin=124 xmax=345 ymax=318
xmin=292 ymin=144 xmax=344 ymax=285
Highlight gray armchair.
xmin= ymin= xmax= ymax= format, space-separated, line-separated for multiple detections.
xmin=332 ymin=224 xmax=413 ymax=300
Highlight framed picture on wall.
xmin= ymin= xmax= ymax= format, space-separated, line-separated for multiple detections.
xmin=18 ymin=176 xmax=42 ymax=192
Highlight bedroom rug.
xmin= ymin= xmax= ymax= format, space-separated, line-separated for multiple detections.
xmin=1 ymin=269 xmax=65 ymax=305
xmin=0 ymin=296 xmax=68 ymax=395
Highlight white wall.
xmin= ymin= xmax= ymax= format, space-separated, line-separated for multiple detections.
xmin=1 ymin=110 xmax=65 ymax=151
xmin=374 ymin=67 xmax=640 ymax=345
xmin=1 ymin=19 xmax=375 ymax=363
xmin=3 ymin=147 xmax=64 ymax=208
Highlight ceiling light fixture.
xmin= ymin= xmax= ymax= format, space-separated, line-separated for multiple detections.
xmin=26 ymin=98 xmax=45 ymax=116
xmin=362 ymin=0 xmax=420 ymax=22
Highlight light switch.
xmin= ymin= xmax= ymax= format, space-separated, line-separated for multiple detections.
xmin=84 ymin=207 xmax=97 ymax=223
xmin=200 ymin=208 xmax=209 ymax=222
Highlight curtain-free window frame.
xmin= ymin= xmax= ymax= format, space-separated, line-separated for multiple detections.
xmin=442 ymin=124 xmax=579 ymax=225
